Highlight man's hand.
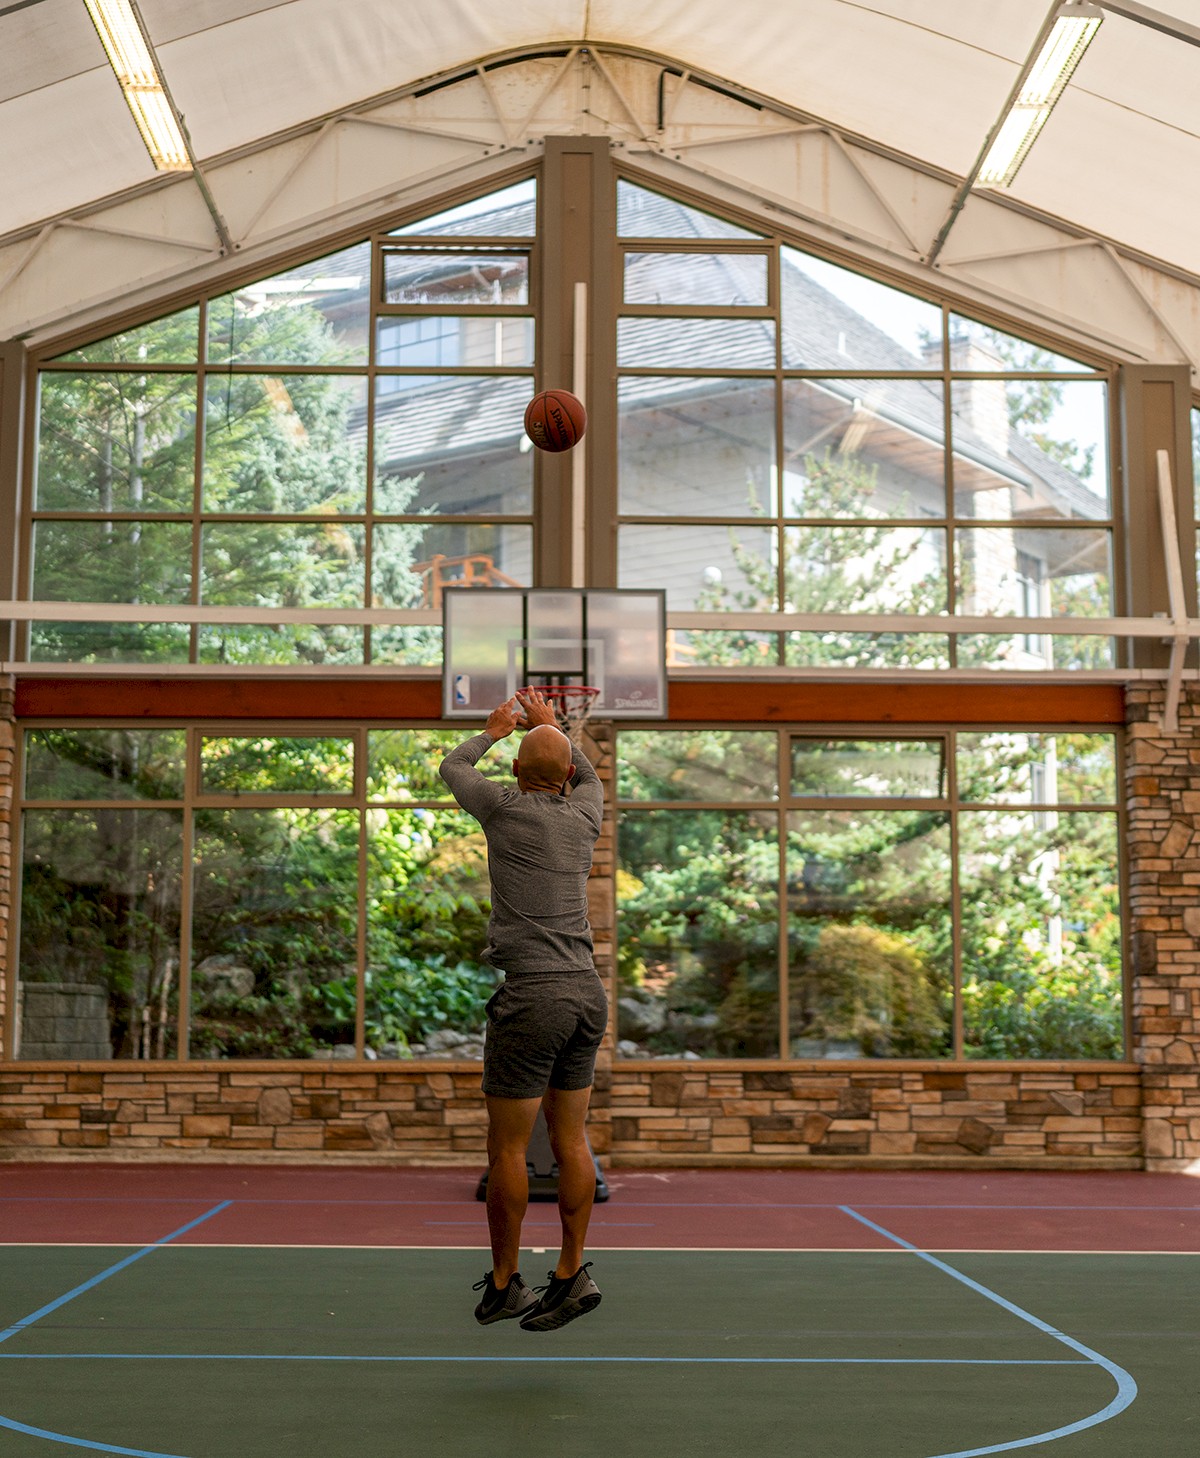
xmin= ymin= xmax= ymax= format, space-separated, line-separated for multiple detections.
xmin=485 ymin=698 xmax=521 ymax=740
xmin=515 ymin=688 xmax=558 ymax=729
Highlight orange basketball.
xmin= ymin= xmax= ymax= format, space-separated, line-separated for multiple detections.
xmin=524 ymin=389 xmax=587 ymax=453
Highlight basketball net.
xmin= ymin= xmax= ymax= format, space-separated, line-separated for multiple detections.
xmin=524 ymin=685 xmax=599 ymax=745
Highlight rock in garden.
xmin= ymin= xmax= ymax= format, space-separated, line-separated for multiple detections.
xmin=617 ymin=996 xmax=667 ymax=1039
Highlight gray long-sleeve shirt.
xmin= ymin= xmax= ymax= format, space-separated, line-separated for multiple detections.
xmin=438 ymin=731 xmax=604 ymax=972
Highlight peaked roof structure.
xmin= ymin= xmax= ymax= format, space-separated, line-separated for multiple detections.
xmin=3 ymin=4 xmax=1199 ymax=377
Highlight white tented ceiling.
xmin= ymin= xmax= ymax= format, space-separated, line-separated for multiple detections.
xmin=2 ymin=0 xmax=1199 ymax=363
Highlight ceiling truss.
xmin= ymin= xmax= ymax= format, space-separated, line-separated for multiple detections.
xmin=0 ymin=42 xmax=1196 ymax=378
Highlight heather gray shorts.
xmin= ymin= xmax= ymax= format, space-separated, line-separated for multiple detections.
xmin=481 ymin=969 xmax=609 ymax=1100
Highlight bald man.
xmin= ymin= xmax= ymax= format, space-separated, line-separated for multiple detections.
xmin=439 ymin=689 xmax=606 ymax=1332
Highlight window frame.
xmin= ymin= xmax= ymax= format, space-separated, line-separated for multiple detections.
xmin=20 ymin=173 xmax=543 ymax=668
xmin=614 ymin=721 xmax=1129 ymax=1066
xmin=611 ymin=164 xmax=1123 ymax=673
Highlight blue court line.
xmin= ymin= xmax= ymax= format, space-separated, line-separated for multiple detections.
xmin=0 ymin=1417 xmax=185 ymax=1458
xmin=0 ymin=1203 xmax=234 ymax=1457
xmin=0 ymin=1353 xmax=1093 ymax=1365
xmin=0 ymin=1356 xmax=1099 ymax=1458
xmin=839 ymin=1206 xmax=1139 ymax=1458
xmin=0 ymin=1202 xmax=232 ymax=1348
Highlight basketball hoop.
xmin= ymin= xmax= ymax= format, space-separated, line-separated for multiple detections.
xmin=524 ymin=685 xmax=600 ymax=743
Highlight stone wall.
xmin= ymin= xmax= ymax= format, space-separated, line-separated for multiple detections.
xmin=1124 ymin=683 xmax=1200 ymax=1170
xmin=609 ymin=1065 xmax=1141 ymax=1165
xmin=17 ymin=984 xmax=113 ymax=1060
xmin=579 ymin=719 xmax=615 ymax=1154
xmin=0 ymin=1065 xmax=493 ymax=1159
xmin=0 ymin=675 xmax=13 ymax=1049
xmin=0 ymin=1061 xmax=1141 ymax=1165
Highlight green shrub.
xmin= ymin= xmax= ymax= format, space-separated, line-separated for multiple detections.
xmin=188 ymin=988 xmax=317 ymax=1059
xmin=316 ymin=954 xmax=500 ymax=1049
xmin=792 ymin=922 xmax=947 ymax=1056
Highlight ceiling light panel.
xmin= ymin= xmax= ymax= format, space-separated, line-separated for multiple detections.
xmin=978 ymin=2 xmax=1103 ymax=188
xmin=83 ymin=0 xmax=190 ymax=171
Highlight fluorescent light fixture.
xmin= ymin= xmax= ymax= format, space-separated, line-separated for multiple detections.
xmin=83 ymin=0 xmax=190 ymax=171
xmin=978 ymin=2 xmax=1103 ymax=187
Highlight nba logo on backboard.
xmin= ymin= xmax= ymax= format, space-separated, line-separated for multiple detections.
xmin=453 ymin=674 xmax=471 ymax=707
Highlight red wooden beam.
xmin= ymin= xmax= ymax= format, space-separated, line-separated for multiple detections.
xmin=15 ymin=675 xmax=1124 ymax=726
xmin=15 ymin=677 xmax=444 ymax=720
xmin=665 ymin=679 xmax=1125 ymax=725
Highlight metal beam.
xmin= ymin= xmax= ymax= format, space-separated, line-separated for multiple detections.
xmin=0 ymin=600 xmax=1188 ymax=641
xmin=924 ymin=2 xmax=1065 ymax=267
xmin=1100 ymin=0 xmax=1200 ymax=47
xmin=128 ymin=0 xmax=234 ymax=255
xmin=2 ymin=43 xmax=1199 ymax=375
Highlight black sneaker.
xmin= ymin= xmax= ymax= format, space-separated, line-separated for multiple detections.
xmin=473 ymin=1270 xmax=539 ymax=1325
xmin=519 ymin=1263 xmax=602 ymax=1332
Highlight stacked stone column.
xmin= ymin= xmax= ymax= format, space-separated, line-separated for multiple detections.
xmin=1125 ymin=683 xmax=1200 ymax=1169
xmin=578 ymin=719 xmax=614 ymax=1158
xmin=0 ymin=675 xmax=13 ymax=1053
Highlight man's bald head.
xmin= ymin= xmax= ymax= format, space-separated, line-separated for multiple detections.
xmin=513 ymin=723 xmax=574 ymax=792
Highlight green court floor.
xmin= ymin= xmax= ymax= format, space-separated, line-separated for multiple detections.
xmin=0 ymin=1247 xmax=1195 ymax=1457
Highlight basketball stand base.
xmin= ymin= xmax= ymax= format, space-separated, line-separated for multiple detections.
xmin=475 ymin=1105 xmax=610 ymax=1203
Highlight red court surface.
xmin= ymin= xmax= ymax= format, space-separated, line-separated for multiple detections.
xmin=1 ymin=1163 xmax=1197 ymax=1251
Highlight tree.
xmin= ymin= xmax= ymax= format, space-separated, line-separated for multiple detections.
xmin=19 ymin=728 xmax=499 ymax=1059
xmin=32 ymin=294 xmax=440 ymax=666
xmin=983 ymin=334 xmax=1096 ymax=482
xmin=617 ymin=807 xmax=780 ymax=1056
xmin=793 ymin=923 xmax=946 ymax=1056
xmin=689 ymin=450 xmax=946 ymax=670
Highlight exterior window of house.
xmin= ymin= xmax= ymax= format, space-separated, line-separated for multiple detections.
xmin=376 ymin=317 xmax=462 ymax=384
xmin=617 ymin=729 xmax=1123 ymax=1061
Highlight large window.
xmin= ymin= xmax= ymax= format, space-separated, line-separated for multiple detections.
xmin=617 ymin=728 xmax=1123 ymax=1060
xmin=26 ymin=170 xmax=1130 ymax=673
xmin=615 ymin=180 xmax=1115 ymax=671
xmin=26 ymin=181 xmax=538 ymax=666
xmin=17 ymin=722 xmax=1124 ymax=1063
xmin=12 ymin=164 xmax=1135 ymax=1072
xmin=15 ymin=728 xmax=499 ymax=1061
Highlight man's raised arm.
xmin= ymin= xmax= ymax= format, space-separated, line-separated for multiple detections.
xmin=440 ymin=698 xmax=525 ymax=820
xmin=438 ymin=728 xmax=507 ymax=823
xmin=566 ymin=745 xmax=604 ymax=832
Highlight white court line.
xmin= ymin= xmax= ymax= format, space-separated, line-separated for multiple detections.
xmin=1 ymin=1242 xmax=1196 ymax=1255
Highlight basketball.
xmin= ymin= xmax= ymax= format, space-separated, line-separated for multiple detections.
xmin=524 ymin=389 xmax=587 ymax=453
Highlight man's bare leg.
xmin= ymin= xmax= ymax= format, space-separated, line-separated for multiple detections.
xmin=484 ymin=1094 xmax=541 ymax=1285
xmin=542 ymin=1084 xmax=596 ymax=1278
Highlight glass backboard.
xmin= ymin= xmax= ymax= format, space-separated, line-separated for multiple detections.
xmin=442 ymin=588 xmax=667 ymax=719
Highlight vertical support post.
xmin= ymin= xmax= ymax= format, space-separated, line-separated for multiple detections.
xmin=0 ymin=676 xmax=14 ymax=1059
xmin=356 ymin=727 xmax=368 ymax=1060
xmin=177 ymin=727 xmax=196 ymax=1059
xmin=571 ymin=281 xmax=588 ymax=588
xmin=1118 ymin=363 xmax=1195 ymax=670
xmin=0 ymin=346 xmax=25 ymax=1056
xmin=538 ymin=137 xmax=616 ymax=588
xmin=1156 ymin=449 xmax=1190 ymax=733
xmin=0 ymin=342 xmax=27 ymax=664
